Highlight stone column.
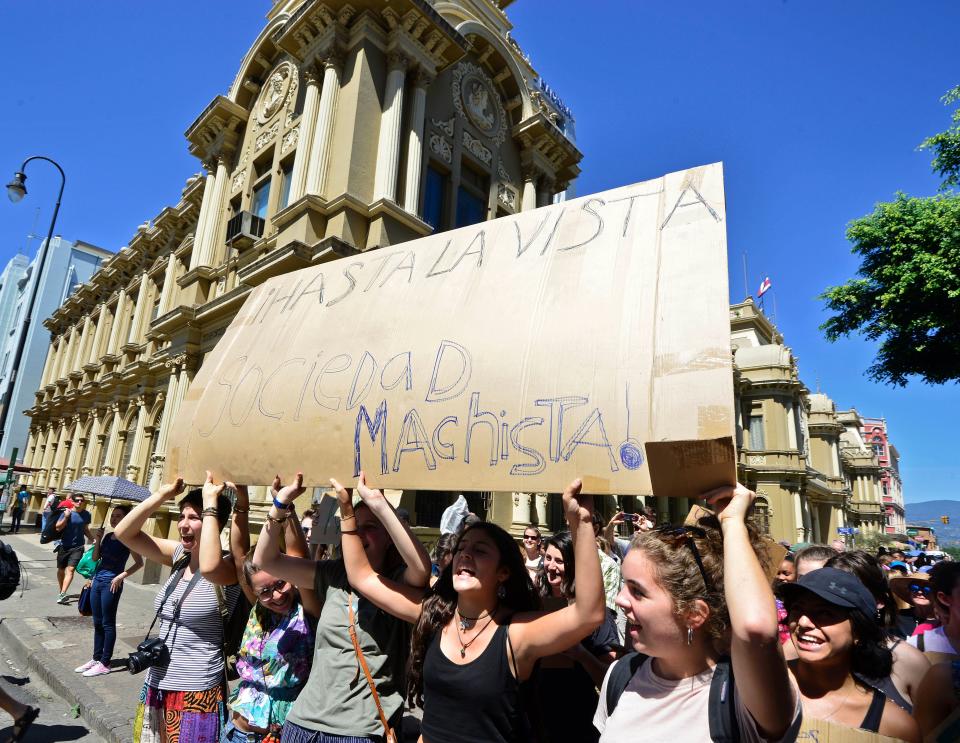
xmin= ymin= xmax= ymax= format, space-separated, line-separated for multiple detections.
xmin=157 ymin=255 xmax=179 ymax=317
xmin=49 ymin=337 xmax=65 ymax=382
xmin=289 ymin=66 xmax=322 ymax=203
xmin=88 ymin=303 xmax=109 ymax=363
xmin=106 ymin=290 xmax=128 ymax=355
xmin=655 ymin=495 xmax=669 ymax=525
xmin=63 ymin=415 xmax=85 ymax=485
xmin=127 ymin=272 xmax=151 ymax=345
xmin=81 ymin=412 xmax=103 ymax=476
xmin=189 ymin=163 xmax=218 ymax=271
xmin=49 ymin=422 xmax=71 ymax=490
xmin=38 ymin=343 xmax=56 ymax=386
xmin=76 ymin=316 xmax=93 ymax=369
xmin=150 ymin=368 xmax=180 ymax=490
xmin=536 ymin=178 xmax=554 ymax=209
xmin=521 ymin=168 xmax=539 ymax=212
xmin=403 ymin=69 xmax=432 ymax=215
xmin=64 ymin=326 xmax=79 ymax=375
xmin=306 ymin=54 xmax=342 ymax=198
xmin=373 ymin=53 xmax=408 ymax=202
xmin=37 ymin=425 xmax=57 ymax=487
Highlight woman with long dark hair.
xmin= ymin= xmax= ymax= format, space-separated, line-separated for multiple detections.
xmin=594 ymin=484 xmax=799 ymax=742
xmin=332 ymin=473 xmax=604 ymax=743
xmin=531 ymin=530 xmax=618 ymax=742
xmin=825 ymin=550 xmax=930 ymax=712
xmin=780 ymin=567 xmax=919 ymax=740
xmin=252 ymin=472 xmax=432 ymax=742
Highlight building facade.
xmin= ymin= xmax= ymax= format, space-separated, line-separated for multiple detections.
xmin=0 ymin=237 xmax=110 ymax=464
xmin=20 ymin=0 xmax=582 ymax=579
xmin=861 ymin=417 xmax=906 ymax=536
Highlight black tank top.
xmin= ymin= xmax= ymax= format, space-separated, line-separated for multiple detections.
xmin=860 ymin=687 xmax=886 ymax=733
xmin=421 ymin=623 xmax=525 ymax=743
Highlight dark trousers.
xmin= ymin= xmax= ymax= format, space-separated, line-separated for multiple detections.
xmin=9 ymin=509 xmax=23 ymax=532
xmin=91 ymin=572 xmax=123 ymax=664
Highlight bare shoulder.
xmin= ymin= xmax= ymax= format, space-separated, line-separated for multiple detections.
xmin=879 ymin=697 xmax=921 ymax=743
xmin=891 ymin=637 xmax=931 ymax=670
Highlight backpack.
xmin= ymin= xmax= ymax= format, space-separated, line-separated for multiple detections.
xmin=40 ymin=507 xmax=67 ymax=544
xmin=605 ymin=653 xmax=740 ymax=742
xmin=0 ymin=540 xmax=22 ymax=600
xmin=214 ymin=580 xmax=252 ymax=681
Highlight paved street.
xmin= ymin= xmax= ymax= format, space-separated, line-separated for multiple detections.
xmin=0 ymin=529 xmax=156 ymax=743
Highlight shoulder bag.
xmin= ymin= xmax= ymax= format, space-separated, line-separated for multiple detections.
xmin=346 ymin=593 xmax=397 ymax=743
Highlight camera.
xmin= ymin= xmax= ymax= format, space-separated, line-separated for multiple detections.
xmin=127 ymin=637 xmax=169 ymax=674
xmin=622 ymin=513 xmax=640 ymax=522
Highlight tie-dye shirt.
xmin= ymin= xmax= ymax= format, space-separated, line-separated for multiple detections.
xmin=230 ymin=598 xmax=313 ymax=730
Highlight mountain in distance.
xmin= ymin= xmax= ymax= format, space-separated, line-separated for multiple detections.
xmin=904 ymin=500 xmax=960 ymax=547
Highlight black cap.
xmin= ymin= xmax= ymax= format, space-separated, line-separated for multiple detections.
xmin=779 ymin=567 xmax=876 ymax=618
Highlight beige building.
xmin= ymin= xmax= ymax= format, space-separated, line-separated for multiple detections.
xmin=20 ymin=0 xmax=582 ymax=579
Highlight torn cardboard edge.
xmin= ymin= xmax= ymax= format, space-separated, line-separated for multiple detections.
xmin=645 ymin=436 xmax=737 ymax=500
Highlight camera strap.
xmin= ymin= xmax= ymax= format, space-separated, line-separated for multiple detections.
xmin=141 ymin=554 xmax=198 ymax=642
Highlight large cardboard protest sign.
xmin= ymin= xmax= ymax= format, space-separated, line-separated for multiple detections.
xmin=165 ymin=163 xmax=734 ymax=493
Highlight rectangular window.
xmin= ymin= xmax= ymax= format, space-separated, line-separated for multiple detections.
xmin=251 ymin=179 xmax=271 ymax=219
xmin=455 ymin=163 xmax=489 ymax=229
xmin=423 ymin=166 xmax=448 ymax=231
xmin=748 ymin=415 xmax=765 ymax=450
xmin=278 ymin=160 xmax=294 ymax=210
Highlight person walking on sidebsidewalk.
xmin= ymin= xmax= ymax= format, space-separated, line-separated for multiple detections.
xmin=74 ymin=503 xmax=144 ymax=677
xmin=54 ymin=493 xmax=93 ymax=604
xmin=8 ymin=485 xmax=28 ymax=534
xmin=40 ymin=487 xmax=56 ymax=534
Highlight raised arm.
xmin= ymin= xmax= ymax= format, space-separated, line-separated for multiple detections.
xmin=92 ymin=527 xmax=105 ymax=561
xmin=225 ymin=482 xmax=256 ymax=605
xmin=331 ymin=477 xmax=425 ymax=623
xmin=510 ymin=479 xmax=606 ymax=679
xmin=198 ymin=471 xmax=240 ymax=586
xmin=355 ymin=472 xmax=431 ymax=588
xmin=279 ymin=492 xmax=322 ymax=618
xmin=252 ymin=473 xmax=317 ymax=592
xmin=114 ymin=479 xmax=185 ymax=567
xmin=708 ymin=483 xmax=795 ymax=740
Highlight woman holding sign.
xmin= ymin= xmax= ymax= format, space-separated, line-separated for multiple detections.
xmin=331 ymin=472 xmax=605 ymax=743
xmin=593 ymin=484 xmax=801 ymax=742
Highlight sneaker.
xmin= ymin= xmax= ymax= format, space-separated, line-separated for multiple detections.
xmin=74 ymin=660 xmax=97 ymax=673
xmin=82 ymin=662 xmax=111 ymax=677
xmin=56 ymin=593 xmax=68 ymax=604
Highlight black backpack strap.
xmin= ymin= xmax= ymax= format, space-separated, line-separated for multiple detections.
xmin=708 ymin=656 xmax=740 ymax=743
xmin=605 ymin=652 xmax=648 ymax=718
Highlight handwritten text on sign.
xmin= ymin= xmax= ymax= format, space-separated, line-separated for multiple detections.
xmin=165 ymin=164 xmax=734 ymax=493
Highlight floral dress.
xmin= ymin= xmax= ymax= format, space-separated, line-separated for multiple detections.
xmin=229 ymin=599 xmax=313 ymax=733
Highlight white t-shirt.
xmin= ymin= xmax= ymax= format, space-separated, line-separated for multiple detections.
xmin=907 ymin=626 xmax=959 ymax=654
xmin=594 ymin=657 xmax=802 ymax=742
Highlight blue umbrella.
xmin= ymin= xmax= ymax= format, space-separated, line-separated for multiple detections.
xmin=65 ymin=475 xmax=152 ymax=528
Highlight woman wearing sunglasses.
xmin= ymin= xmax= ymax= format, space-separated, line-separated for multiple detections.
xmin=200 ymin=476 xmax=320 ymax=742
xmin=906 ymin=561 xmax=960 ymax=654
xmin=780 ymin=567 xmax=919 ymax=741
xmin=594 ymin=484 xmax=800 ymax=742
xmin=521 ymin=527 xmax=543 ymax=583
xmin=890 ymin=572 xmax=940 ymax=641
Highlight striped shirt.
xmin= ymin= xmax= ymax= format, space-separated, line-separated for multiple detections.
xmin=147 ymin=545 xmax=239 ymax=691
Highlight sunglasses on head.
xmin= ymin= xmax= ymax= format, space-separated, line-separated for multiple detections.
xmin=653 ymin=525 xmax=714 ymax=592
xmin=909 ymin=583 xmax=932 ymax=596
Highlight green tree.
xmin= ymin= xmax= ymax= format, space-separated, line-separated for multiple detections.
xmin=820 ymin=86 xmax=960 ymax=386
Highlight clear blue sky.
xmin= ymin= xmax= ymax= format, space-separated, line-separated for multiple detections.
xmin=2 ymin=1 xmax=957 ymax=504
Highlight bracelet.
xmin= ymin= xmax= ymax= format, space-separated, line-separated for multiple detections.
xmin=232 ymin=507 xmax=249 ymax=514
xmin=267 ymin=514 xmax=289 ymax=524
xmin=272 ymin=497 xmax=290 ymax=510
xmin=340 ymin=514 xmax=356 ymax=522
xmin=340 ymin=529 xmax=359 ymax=535
xmin=201 ymin=507 xmax=219 ymax=518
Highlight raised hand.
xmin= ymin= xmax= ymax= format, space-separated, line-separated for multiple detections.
xmin=274 ymin=472 xmax=305 ymax=507
xmin=202 ymin=471 xmax=225 ymax=508
xmin=226 ymin=482 xmax=249 ymax=509
xmin=355 ymin=471 xmax=387 ymax=509
xmin=110 ymin=574 xmax=125 ymax=593
xmin=562 ymin=478 xmax=593 ymax=524
xmin=703 ymin=482 xmax=755 ymax=524
xmin=156 ymin=478 xmax=185 ymax=502
xmin=330 ymin=478 xmax=353 ymax=511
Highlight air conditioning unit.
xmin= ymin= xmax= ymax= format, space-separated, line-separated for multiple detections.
xmin=225 ymin=211 xmax=265 ymax=250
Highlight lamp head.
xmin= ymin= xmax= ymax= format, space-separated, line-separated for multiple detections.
xmin=6 ymin=171 xmax=27 ymax=203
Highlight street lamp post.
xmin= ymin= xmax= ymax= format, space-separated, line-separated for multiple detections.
xmin=0 ymin=156 xmax=67 ymax=458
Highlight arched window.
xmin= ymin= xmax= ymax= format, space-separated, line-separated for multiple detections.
xmin=144 ymin=412 xmax=163 ymax=479
xmin=96 ymin=420 xmax=113 ymax=474
xmin=754 ymin=496 xmax=771 ymax=535
xmin=119 ymin=414 xmax=139 ymax=476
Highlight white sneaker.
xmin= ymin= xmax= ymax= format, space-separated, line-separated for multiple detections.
xmin=82 ymin=662 xmax=111 ymax=677
xmin=74 ymin=660 xmax=97 ymax=673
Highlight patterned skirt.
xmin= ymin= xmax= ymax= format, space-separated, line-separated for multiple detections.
xmin=134 ymin=681 xmax=226 ymax=743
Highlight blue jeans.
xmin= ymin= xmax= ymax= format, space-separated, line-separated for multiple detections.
xmin=221 ymin=721 xmax=268 ymax=743
xmin=91 ymin=571 xmax=123 ymax=664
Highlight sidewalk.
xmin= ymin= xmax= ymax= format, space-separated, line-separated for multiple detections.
xmin=0 ymin=530 xmax=155 ymax=743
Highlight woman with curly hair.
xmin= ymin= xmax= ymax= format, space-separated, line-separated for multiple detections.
xmin=332 ymin=473 xmax=604 ymax=743
xmin=781 ymin=567 xmax=919 ymax=740
xmin=594 ymin=484 xmax=800 ymax=742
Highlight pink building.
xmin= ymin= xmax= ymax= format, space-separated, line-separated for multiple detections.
xmin=861 ymin=417 xmax=905 ymax=535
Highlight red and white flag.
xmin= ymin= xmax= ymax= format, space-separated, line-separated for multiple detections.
xmin=757 ymin=277 xmax=772 ymax=297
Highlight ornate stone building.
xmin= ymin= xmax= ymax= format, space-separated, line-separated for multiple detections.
xmin=19 ymin=0 xmax=582 ymax=578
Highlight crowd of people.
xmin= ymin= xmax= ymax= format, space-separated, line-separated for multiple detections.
xmin=20 ymin=474 xmax=960 ymax=742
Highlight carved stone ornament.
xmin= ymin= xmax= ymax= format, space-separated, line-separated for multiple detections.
xmin=255 ymin=120 xmax=281 ymax=151
xmin=231 ymin=168 xmax=247 ymax=193
xmin=497 ymin=183 xmax=517 ymax=210
xmin=431 ymin=117 xmax=454 ymax=137
xmin=497 ymin=161 xmax=512 ymax=184
xmin=429 ymin=133 xmax=452 ymax=164
xmin=282 ymin=126 xmax=299 ymax=153
xmin=452 ymin=61 xmax=507 ymax=146
xmin=256 ymin=61 xmax=297 ymax=125
xmin=463 ymin=130 xmax=492 ymax=165
xmin=748 ymin=455 xmax=767 ymax=465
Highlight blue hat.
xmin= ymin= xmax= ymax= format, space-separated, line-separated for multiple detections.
xmin=778 ymin=567 xmax=876 ymax=618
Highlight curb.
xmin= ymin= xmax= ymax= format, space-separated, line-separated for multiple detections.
xmin=0 ymin=616 xmax=133 ymax=743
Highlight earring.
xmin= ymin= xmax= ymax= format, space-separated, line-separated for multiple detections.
xmin=687 ymin=627 xmax=694 ymax=646
xmin=497 ymin=583 xmax=506 ymax=600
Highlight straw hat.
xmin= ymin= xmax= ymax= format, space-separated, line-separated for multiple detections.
xmin=889 ymin=571 xmax=932 ymax=604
